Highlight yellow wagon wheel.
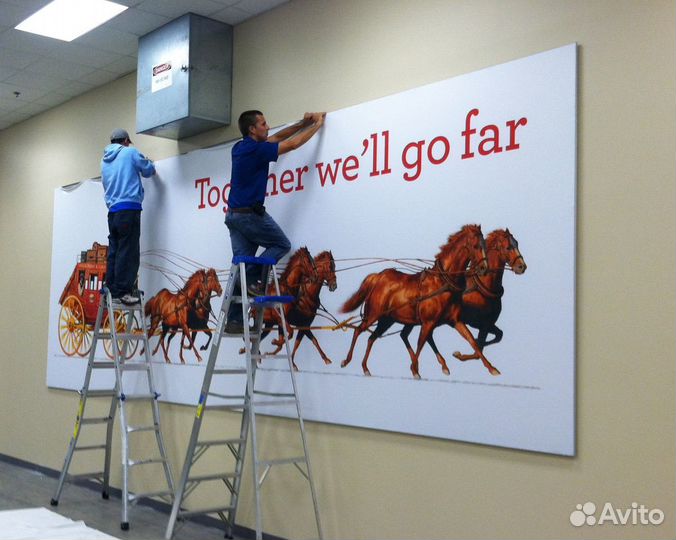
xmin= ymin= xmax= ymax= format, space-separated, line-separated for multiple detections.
xmin=77 ymin=326 xmax=94 ymax=357
xmin=102 ymin=310 xmax=140 ymax=360
xmin=58 ymin=295 xmax=86 ymax=357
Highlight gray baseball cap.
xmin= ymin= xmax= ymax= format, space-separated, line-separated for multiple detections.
xmin=110 ymin=128 xmax=131 ymax=142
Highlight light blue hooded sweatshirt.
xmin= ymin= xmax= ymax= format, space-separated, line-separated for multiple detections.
xmin=101 ymin=144 xmax=155 ymax=212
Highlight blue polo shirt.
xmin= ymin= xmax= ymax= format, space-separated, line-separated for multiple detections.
xmin=228 ymin=137 xmax=279 ymax=208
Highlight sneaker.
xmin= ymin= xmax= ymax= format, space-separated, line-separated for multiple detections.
xmin=119 ymin=293 xmax=140 ymax=305
xmin=246 ymin=281 xmax=265 ymax=297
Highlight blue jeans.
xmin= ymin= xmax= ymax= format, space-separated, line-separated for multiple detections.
xmin=224 ymin=210 xmax=291 ymax=321
xmin=106 ymin=210 xmax=141 ymax=297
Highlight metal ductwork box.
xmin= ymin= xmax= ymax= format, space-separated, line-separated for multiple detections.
xmin=136 ymin=13 xmax=232 ymax=139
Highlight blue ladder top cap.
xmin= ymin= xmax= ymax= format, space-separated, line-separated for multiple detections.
xmin=252 ymin=295 xmax=295 ymax=305
xmin=232 ymin=255 xmax=277 ymax=265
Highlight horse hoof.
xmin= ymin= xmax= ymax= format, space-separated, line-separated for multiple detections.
xmin=442 ymin=367 xmax=450 ymax=376
xmin=363 ymin=370 xmax=371 ymax=376
xmin=452 ymin=351 xmax=461 ymax=359
xmin=413 ymin=373 xmax=421 ymax=380
xmin=323 ymin=358 xmax=332 ymax=365
xmin=340 ymin=360 xmax=349 ymax=368
xmin=490 ymin=367 xmax=501 ymax=376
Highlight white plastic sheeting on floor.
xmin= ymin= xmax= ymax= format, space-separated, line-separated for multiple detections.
xmin=0 ymin=507 xmax=119 ymax=540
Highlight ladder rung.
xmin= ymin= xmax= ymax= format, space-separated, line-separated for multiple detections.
xmin=252 ymin=399 xmax=297 ymax=407
xmin=187 ymin=471 xmax=239 ymax=483
xmin=128 ymin=457 xmax=167 ymax=467
xmin=253 ymin=390 xmax=295 ymax=398
xmin=207 ymin=391 xmax=246 ymax=400
xmin=221 ymin=332 xmax=260 ymax=340
xmin=127 ymin=424 xmax=159 ymax=433
xmin=68 ymin=471 xmax=104 ymax=481
xmin=73 ymin=444 xmax=106 ymax=452
xmin=108 ymin=302 xmax=144 ymax=311
xmin=205 ymin=403 xmax=246 ymax=411
xmin=119 ymin=363 xmax=151 ymax=371
xmin=82 ymin=389 xmax=116 ymax=397
xmin=258 ymin=456 xmax=306 ymax=467
xmin=128 ymin=489 xmax=173 ymax=501
xmin=179 ymin=505 xmax=235 ymax=518
xmin=91 ymin=362 xmax=116 ymax=369
xmin=213 ymin=367 xmax=247 ymax=375
xmin=195 ymin=438 xmax=245 ymax=449
xmin=80 ymin=416 xmax=112 ymax=425
xmin=120 ymin=393 xmax=159 ymax=401
xmin=94 ymin=333 xmax=143 ymax=341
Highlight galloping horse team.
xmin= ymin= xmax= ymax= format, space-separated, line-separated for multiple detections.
xmin=142 ymin=224 xmax=526 ymax=379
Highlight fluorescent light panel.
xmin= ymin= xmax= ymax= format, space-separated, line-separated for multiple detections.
xmin=15 ymin=0 xmax=127 ymax=42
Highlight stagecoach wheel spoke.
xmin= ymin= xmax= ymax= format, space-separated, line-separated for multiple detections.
xmin=58 ymin=295 xmax=85 ymax=357
xmin=125 ymin=315 xmax=140 ymax=359
xmin=77 ymin=328 xmax=93 ymax=357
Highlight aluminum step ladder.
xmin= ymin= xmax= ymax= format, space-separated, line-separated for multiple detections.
xmin=165 ymin=255 xmax=323 ymax=540
xmin=50 ymin=288 xmax=175 ymax=531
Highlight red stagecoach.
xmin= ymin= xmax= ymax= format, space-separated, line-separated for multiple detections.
xmin=57 ymin=242 xmax=139 ymax=359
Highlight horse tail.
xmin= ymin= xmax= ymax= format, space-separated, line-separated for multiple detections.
xmin=340 ymin=273 xmax=379 ymax=313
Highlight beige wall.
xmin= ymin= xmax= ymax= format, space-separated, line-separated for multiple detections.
xmin=1 ymin=1 xmax=674 ymax=538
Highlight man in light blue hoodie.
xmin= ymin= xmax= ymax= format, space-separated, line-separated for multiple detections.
xmin=101 ymin=128 xmax=155 ymax=305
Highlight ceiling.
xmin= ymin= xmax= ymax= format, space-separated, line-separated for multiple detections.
xmin=0 ymin=0 xmax=288 ymax=131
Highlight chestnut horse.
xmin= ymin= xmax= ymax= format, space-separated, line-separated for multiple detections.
xmin=144 ymin=269 xmax=209 ymax=363
xmin=165 ymin=268 xmax=223 ymax=355
xmin=403 ymin=228 xmax=526 ymax=370
xmin=340 ymin=224 xmax=489 ymax=379
xmin=260 ymin=250 xmax=338 ymax=370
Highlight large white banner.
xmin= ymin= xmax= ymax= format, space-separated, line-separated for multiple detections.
xmin=47 ymin=44 xmax=577 ymax=455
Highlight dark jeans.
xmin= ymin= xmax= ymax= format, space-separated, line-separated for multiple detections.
xmin=106 ymin=210 xmax=141 ymax=297
xmin=224 ymin=210 xmax=291 ymax=322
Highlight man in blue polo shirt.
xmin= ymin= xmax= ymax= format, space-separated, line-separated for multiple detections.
xmin=224 ymin=110 xmax=325 ymax=332
xmin=101 ymin=128 xmax=155 ymax=305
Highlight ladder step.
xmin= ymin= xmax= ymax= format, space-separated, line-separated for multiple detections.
xmin=179 ymin=505 xmax=235 ymax=518
xmin=73 ymin=444 xmax=106 ymax=452
xmin=128 ymin=457 xmax=167 ymax=467
xmin=187 ymin=471 xmax=239 ymax=483
xmin=212 ymin=367 xmax=247 ymax=375
xmin=127 ymin=424 xmax=159 ymax=433
xmin=82 ymin=389 xmax=116 ymax=398
xmin=253 ymin=390 xmax=295 ymax=398
xmin=252 ymin=295 xmax=295 ymax=306
xmin=128 ymin=489 xmax=173 ymax=502
xmin=195 ymin=438 xmax=245 ymax=449
xmin=80 ymin=416 xmax=113 ymax=425
xmin=205 ymin=403 xmax=246 ymax=411
xmin=91 ymin=362 xmax=116 ymax=369
xmin=68 ymin=471 xmax=104 ymax=481
xmin=119 ymin=363 xmax=151 ymax=371
xmin=258 ymin=456 xmax=306 ymax=467
xmin=120 ymin=393 xmax=159 ymax=401
xmin=207 ymin=391 xmax=246 ymax=400
xmin=253 ymin=399 xmax=297 ymax=407
xmin=94 ymin=332 xmax=144 ymax=341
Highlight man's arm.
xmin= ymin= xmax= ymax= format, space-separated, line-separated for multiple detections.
xmin=276 ymin=112 xmax=326 ymax=155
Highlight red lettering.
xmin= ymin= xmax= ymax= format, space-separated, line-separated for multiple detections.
xmin=427 ymin=136 xmax=451 ymax=165
xmin=279 ymin=169 xmax=295 ymax=194
xmin=478 ymin=124 xmax=502 ymax=156
xmin=342 ymin=155 xmax=359 ymax=181
xmin=505 ymin=117 xmax=528 ymax=151
xmin=295 ymin=166 xmax=308 ymax=191
xmin=195 ymin=177 xmax=210 ymax=209
xmin=267 ymin=173 xmax=279 ymax=197
xmin=402 ymin=140 xmax=425 ymax=182
xmin=315 ymin=159 xmax=342 ymax=186
xmin=462 ymin=108 xmax=479 ymax=159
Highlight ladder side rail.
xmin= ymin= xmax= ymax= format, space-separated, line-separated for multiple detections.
xmin=165 ymin=264 xmax=238 ymax=540
xmin=270 ymin=270 xmax=324 ymax=540
xmin=138 ymin=292 xmax=175 ymax=498
xmin=51 ymin=296 xmax=108 ymax=505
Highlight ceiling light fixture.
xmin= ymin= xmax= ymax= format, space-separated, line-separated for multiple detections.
xmin=15 ymin=0 xmax=127 ymax=42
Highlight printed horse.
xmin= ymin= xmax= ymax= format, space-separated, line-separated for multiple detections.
xmin=261 ymin=250 xmax=337 ymax=370
xmin=144 ymin=269 xmax=209 ymax=363
xmin=340 ymin=224 xmax=490 ymax=379
xmin=165 ymin=268 xmax=223 ymax=355
xmin=419 ymin=228 xmax=526 ymax=365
